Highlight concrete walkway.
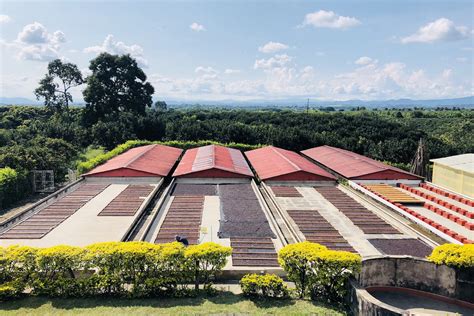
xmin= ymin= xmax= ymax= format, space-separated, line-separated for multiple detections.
xmin=371 ymin=291 xmax=474 ymax=315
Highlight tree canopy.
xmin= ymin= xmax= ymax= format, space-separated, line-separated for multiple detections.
xmin=83 ymin=53 xmax=154 ymax=124
xmin=34 ymin=59 xmax=84 ymax=112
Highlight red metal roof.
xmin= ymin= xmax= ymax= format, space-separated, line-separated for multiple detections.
xmin=85 ymin=144 xmax=183 ymax=177
xmin=301 ymin=145 xmax=422 ymax=180
xmin=173 ymin=145 xmax=253 ymax=178
xmin=245 ymin=146 xmax=336 ymax=181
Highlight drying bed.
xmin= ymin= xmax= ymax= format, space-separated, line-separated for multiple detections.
xmin=0 ymin=184 xmax=109 ymax=239
xmin=98 ymin=185 xmax=154 ymax=216
xmin=287 ymin=209 xmax=356 ymax=252
xmin=230 ymin=237 xmax=279 ymax=267
xmin=365 ymin=184 xmax=423 ymax=204
xmin=154 ymin=195 xmax=204 ymax=245
xmin=315 ymin=187 xmax=401 ymax=234
xmin=270 ymin=186 xmax=303 ymax=197
xmin=171 ymin=183 xmax=217 ymax=196
xmin=218 ymin=184 xmax=275 ymax=239
xmin=368 ymin=238 xmax=432 ymax=257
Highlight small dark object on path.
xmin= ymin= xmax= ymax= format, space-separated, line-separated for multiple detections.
xmin=175 ymin=235 xmax=189 ymax=246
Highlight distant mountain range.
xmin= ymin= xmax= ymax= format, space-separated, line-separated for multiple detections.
xmin=1 ymin=96 xmax=473 ymax=108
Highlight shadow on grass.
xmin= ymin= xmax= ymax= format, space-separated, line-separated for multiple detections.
xmin=0 ymin=292 xmax=346 ymax=314
xmin=0 ymin=291 xmax=291 ymax=311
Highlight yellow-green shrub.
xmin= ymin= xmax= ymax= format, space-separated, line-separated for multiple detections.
xmin=0 ymin=245 xmax=37 ymax=298
xmin=278 ymin=242 xmax=361 ymax=303
xmin=33 ymin=245 xmax=85 ymax=297
xmin=240 ymin=274 xmax=289 ymax=299
xmin=184 ymin=242 xmax=232 ymax=290
xmin=278 ymin=241 xmax=327 ymax=298
xmin=427 ymin=244 xmax=474 ymax=268
xmin=310 ymin=250 xmax=361 ymax=304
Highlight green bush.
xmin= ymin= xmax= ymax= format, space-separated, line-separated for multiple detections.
xmin=0 ymin=167 xmax=30 ymax=210
xmin=278 ymin=241 xmax=327 ymax=298
xmin=310 ymin=250 xmax=362 ymax=304
xmin=278 ymin=242 xmax=361 ymax=304
xmin=77 ymin=139 xmax=262 ymax=174
xmin=0 ymin=284 xmax=18 ymax=300
xmin=184 ymin=242 xmax=232 ymax=290
xmin=427 ymin=244 xmax=474 ymax=268
xmin=240 ymin=274 xmax=289 ymax=299
xmin=0 ymin=241 xmax=232 ymax=299
xmin=32 ymin=245 xmax=85 ymax=297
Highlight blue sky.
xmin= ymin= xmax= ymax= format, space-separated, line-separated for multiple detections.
xmin=1 ymin=0 xmax=473 ymax=101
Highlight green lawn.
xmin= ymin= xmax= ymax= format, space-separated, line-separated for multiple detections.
xmin=0 ymin=292 xmax=344 ymax=315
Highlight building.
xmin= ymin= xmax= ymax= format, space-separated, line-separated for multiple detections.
xmin=173 ymin=144 xmax=253 ymax=179
xmin=85 ymin=144 xmax=183 ymax=178
xmin=301 ymin=145 xmax=422 ymax=184
xmin=431 ymin=154 xmax=474 ymax=198
xmin=245 ymin=146 xmax=336 ymax=184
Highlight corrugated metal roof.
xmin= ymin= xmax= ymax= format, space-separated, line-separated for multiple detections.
xmin=85 ymin=144 xmax=183 ymax=177
xmin=301 ymin=145 xmax=422 ymax=180
xmin=431 ymin=154 xmax=474 ymax=174
xmin=245 ymin=146 xmax=336 ymax=181
xmin=173 ymin=145 xmax=253 ymax=178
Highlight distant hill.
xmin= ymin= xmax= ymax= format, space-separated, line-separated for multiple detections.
xmin=2 ymin=96 xmax=473 ymax=108
xmin=167 ymin=96 xmax=474 ymax=108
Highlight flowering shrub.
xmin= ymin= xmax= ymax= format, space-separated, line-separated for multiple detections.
xmin=427 ymin=244 xmax=474 ymax=268
xmin=278 ymin=242 xmax=361 ymax=303
xmin=240 ymin=274 xmax=289 ymax=299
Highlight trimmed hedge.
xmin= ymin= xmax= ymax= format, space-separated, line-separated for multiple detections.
xmin=0 ymin=167 xmax=30 ymax=211
xmin=0 ymin=241 xmax=231 ymax=300
xmin=77 ymin=140 xmax=263 ymax=175
xmin=240 ymin=274 xmax=289 ymax=299
xmin=278 ymin=242 xmax=361 ymax=303
xmin=427 ymin=244 xmax=474 ymax=268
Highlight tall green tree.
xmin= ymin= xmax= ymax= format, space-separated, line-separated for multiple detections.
xmin=34 ymin=59 xmax=84 ymax=112
xmin=83 ymin=53 xmax=155 ymax=123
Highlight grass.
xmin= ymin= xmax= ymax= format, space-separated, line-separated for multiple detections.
xmin=0 ymin=292 xmax=345 ymax=315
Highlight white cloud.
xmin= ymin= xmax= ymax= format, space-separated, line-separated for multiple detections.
xmin=84 ymin=34 xmax=148 ymax=67
xmin=401 ymin=18 xmax=471 ymax=44
xmin=258 ymin=41 xmax=289 ymax=53
xmin=254 ymin=54 xmax=292 ymax=70
xmin=355 ymin=56 xmax=377 ymax=66
xmin=0 ymin=14 xmax=11 ymax=24
xmin=456 ymin=57 xmax=468 ymax=63
xmin=8 ymin=22 xmax=67 ymax=61
xmin=190 ymin=22 xmax=205 ymax=32
xmin=301 ymin=10 xmax=360 ymax=29
xmin=224 ymin=69 xmax=241 ymax=74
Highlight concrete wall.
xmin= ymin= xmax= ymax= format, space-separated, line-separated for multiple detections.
xmin=350 ymin=256 xmax=474 ymax=315
xmin=357 ymin=256 xmax=473 ymax=303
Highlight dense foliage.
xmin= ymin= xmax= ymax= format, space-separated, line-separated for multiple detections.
xmin=0 ymin=241 xmax=231 ymax=300
xmin=1 ymin=105 xmax=472 ymax=210
xmin=240 ymin=274 xmax=289 ymax=299
xmin=0 ymin=167 xmax=30 ymax=210
xmin=278 ymin=242 xmax=361 ymax=304
xmin=427 ymin=244 xmax=474 ymax=268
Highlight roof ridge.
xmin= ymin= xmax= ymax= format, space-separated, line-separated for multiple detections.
xmin=272 ymin=146 xmax=302 ymax=172
xmin=124 ymin=144 xmax=156 ymax=168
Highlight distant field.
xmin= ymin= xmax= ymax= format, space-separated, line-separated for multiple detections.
xmin=0 ymin=292 xmax=344 ymax=316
